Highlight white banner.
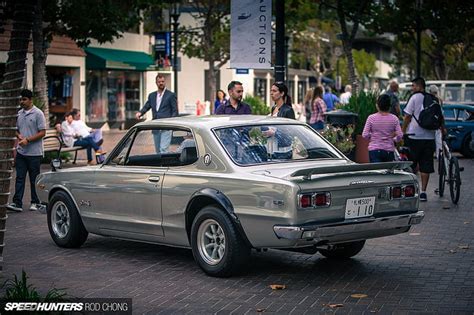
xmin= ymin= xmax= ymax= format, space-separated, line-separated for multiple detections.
xmin=230 ymin=0 xmax=272 ymax=69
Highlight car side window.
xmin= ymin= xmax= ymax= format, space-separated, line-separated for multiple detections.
xmin=112 ymin=128 xmax=197 ymax=167
xmin=109 ymin=132 xmax=134 ymax=165
xmin=443 ymin=108 xmax=456 ymax=121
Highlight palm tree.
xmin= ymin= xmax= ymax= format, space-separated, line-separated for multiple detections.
xmin=0 ymin=0 xmax=35 ymax=272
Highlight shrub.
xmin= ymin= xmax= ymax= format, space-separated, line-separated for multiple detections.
xmin=2 ymin=270 xmax=67 ymax=302
xmin=339 ymin=90 xmax=378 ymax=135
xmin=243 ymin=95 xmax=270 ymax=115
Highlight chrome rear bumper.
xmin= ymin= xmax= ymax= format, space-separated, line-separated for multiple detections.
xmin=273 ymin=211 xmax=424 ymax=241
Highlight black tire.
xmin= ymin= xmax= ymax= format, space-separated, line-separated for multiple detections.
xmin=438 ymin=151 xmax=446 ymax=197
xmin=47 ymin=191 xmax=88 ymax=248
xmin=190 ymin=205 xmax=250 ymax=277
xmin=319 ymin=240 xmax=365 ymax=259
xmin=449 ymin=157 xmax=461 ymax=204
xmin=461 ymin=134 xmax=474 ymax=158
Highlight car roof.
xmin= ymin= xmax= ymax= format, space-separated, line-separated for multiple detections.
xmin=134 ymin=115 xmax=304 ymax=130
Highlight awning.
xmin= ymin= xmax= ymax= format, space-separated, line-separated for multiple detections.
xmin=85 ymin=47 xmax=154 ymax=71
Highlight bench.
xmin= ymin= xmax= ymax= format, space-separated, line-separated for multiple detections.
xmin=43 ymin=129 xmax=93 ymax=164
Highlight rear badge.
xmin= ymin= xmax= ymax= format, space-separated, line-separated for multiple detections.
xmin=204 ymin=154 xmax=212 ymax=165
xmin=350 ymin=180 xmax=375 ymax=185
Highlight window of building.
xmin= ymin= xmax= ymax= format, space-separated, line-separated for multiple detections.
xmin=86 ymin=70 xmax=142 ymax=129
xmin=254 ymin=78 xmax=267 ymax=104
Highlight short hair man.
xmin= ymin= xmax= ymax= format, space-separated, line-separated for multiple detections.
xmin=7 ymin=89 xmax=46 ymax=212
xmin=385 ymin=80 xmax=401 ymax=117
xmin=339 ymin=85 xmax=352 ymax=105
xmin=323 ymin=86 xmax=339 ymax=111
xmin=402 ymin=77 xmax=438 ymax=202
xmin=215 ymin=81 xmax=252 ymax=115
xmin=136 ymin=74 xmax=178 ymax=153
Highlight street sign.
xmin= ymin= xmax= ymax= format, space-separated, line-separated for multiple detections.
xmin=236 ymin=69 xmax=249 ymax=74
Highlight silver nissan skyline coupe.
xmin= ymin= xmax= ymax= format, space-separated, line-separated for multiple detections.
xmin=36 ymin=115 xmax=424 ymax=277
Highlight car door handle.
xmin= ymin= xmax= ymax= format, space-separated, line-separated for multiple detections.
xmin=148 ymin=176 xmax=161 ymax=183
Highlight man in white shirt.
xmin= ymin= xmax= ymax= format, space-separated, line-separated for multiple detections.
xmin=402 ymin=77 xmax=436 ymax=202
xmin=339 ymin=85 xmax=352 ymax=105
xmin=62 ymin=112 xmax=102 ymax=165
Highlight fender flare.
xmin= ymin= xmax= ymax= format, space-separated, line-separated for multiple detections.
xmin=48 ymin=185 xmax=82 ymax=214
xmin=186 ymin=188 xmax=252 ymax=247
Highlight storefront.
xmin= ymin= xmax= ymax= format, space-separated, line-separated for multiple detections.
xmin=85 ymin=47 xmax=154 ymax=129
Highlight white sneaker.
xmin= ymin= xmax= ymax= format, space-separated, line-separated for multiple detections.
xmin=29 ymin=204 xmax=38 ymax=211
xmin=6 ymin=203 xmax=23 ymax=212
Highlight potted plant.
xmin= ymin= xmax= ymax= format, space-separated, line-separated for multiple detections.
xmin=320 ymin=124 xmax=356 ymax=160
xmin=339 ymin=91 xmax=378 ymax=163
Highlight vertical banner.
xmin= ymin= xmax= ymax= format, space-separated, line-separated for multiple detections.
xmin=154 ymin=32 xmax=171 ymax=69
xmin=230 ymin=0 xmax=272 ymax=69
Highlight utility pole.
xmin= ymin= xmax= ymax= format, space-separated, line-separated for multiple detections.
xmin=274 ymin=0 xmax=285 ymax=82
xmin=415 ymin=0 xmax=422 ymax=77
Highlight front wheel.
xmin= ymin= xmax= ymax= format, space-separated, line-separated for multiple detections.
xmin=438 ymin=151 xmax=446 ymax=197
xmin=47 ymin=191 xmax=88 ymax=248
xmin=318 ymin=240 xmax=365 ymax=259
xmin=449 ymin=157 xmax=461 ymax=204
xmin=191 ymin=206 xmax=250 ymax=277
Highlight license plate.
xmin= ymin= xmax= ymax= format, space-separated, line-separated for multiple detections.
xmin=345 ymin=197 xmax=376 ymax=219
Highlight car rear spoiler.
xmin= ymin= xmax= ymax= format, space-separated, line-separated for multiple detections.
xmin=291 ymin=161 xmax=412 ymax=180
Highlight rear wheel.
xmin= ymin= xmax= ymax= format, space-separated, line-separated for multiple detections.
xmin=449 ymin=157 xmax=461 ymax=204
xmin=438 ymin=151 xmax=446 ymax=197
xmin=191 ymin=206 xmax=250 ymax=277
xmin=318 ymin=240 xmax=365 ymax=259
xmin=461 ymin=134 xmax=474 ymax=158
xmin=47 ymin=191 xmax=88 ymax=248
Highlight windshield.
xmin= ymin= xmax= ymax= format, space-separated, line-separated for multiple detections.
xmin=214 ymin=124 xmax=343 ymax=166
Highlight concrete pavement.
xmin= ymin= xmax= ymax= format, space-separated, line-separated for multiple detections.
xmin=1 ymin=152 xmax=473 ymax=313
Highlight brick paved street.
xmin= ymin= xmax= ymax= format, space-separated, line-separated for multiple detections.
xmin=1 ymin=147 xmax=473 ymax=313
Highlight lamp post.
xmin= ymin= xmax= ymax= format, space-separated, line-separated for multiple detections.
xmin=171 ymin=3 xmax=180 ymax=98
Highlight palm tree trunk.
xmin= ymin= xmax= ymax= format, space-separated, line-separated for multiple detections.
xmin=208 ymin=61 xmax=217 ymax=113
xmin=0 ymin=0 xmax=35 ymax=273
xmin=33 ymin=0 xmax=49 ymax=126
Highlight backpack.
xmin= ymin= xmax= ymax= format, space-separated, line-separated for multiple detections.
xmin=409 ymin=92 xmax=443 ymax=130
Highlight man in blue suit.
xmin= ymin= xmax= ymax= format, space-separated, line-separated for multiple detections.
xmin=136 ymin=74 xmax=178 ymax=153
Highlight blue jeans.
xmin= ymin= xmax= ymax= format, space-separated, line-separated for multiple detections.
xmin=74 ymin=137 xmax=100 ymax=162
xmin=13 ymin=153 xmax=42 ymax=206
xmin=369 ymin=150 xmax=395 ymax=163
xmin=310 ymin=121 xmax=324 ymax=130
xmin=152 ymin=130 xmax=172 ymax=153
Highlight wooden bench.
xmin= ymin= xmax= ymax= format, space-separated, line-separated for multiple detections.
xmin=43 ymin=129 xmax=90 ymax=164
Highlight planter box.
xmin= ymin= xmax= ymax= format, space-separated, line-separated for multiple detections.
xmin=355 ymin=135 xmax=369 ymax=163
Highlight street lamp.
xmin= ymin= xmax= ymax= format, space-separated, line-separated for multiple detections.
xmin=171 ymin=2 xmax=180 ymax=99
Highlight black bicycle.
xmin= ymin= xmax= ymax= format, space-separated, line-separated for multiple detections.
xmin=437 ymin=130 xmax=463 ymax=204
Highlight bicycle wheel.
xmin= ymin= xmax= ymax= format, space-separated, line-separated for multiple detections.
xmin=438 ymin=151 xmax=446 ymax=197
xmin=449 ymin=157 xmax=461 ymax=204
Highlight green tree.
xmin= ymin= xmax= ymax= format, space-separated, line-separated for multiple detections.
xmin=320 ymin=0 xmax=376 ymax=92
xmin=180 ymin=0 xmax=230 ymax=109
xmin=337 ymin=49 xmax=377 ymax=88
xmin=369 ymin=0 xmax=474 ymax=80
xmin=32 ymin=0 xmax=149 ymax=126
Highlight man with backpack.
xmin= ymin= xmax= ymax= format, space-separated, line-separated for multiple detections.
xmin=402 ymin=77 xmax=444 ymax=202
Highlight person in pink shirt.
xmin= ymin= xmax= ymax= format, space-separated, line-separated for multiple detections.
xmin=362 ymin=94 xmax=403 ymax=162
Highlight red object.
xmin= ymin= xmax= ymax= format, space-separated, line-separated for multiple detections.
xmin=314 ymin=193 xmax=330 ymax=206
xmin=404 ymin=185 xmax=416 ymax=197
xmin=299 ymin=194 xmax=312 ymax=208
xmin=391 ymin=186 xmax=402 ymax=199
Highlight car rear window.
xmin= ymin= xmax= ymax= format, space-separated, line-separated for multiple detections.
xmin=213 ymin=124 xmax=343 ymax=166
